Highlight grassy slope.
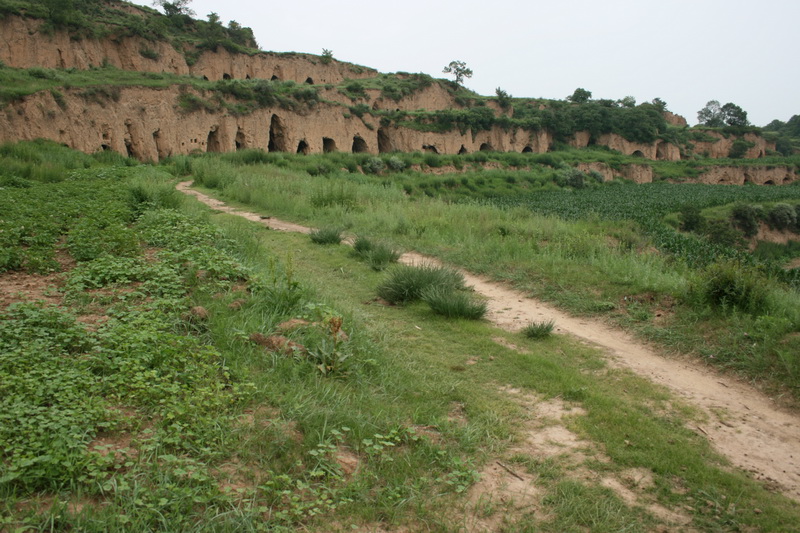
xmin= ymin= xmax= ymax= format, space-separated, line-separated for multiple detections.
xmin=1 ymin=143 xmax=799 ymax=530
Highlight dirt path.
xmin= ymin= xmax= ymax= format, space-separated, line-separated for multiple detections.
xmin=178 ymin=181 xmax=800 ymax=503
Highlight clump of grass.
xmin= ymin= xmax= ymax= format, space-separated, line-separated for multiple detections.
xmin=351 ymin=235 xmax=401 ymax=271
xmin=309 ymin=226 xmax=343 ymax=245
xmin=376 ymin=263 xmax=464 ymax=304
xmin=522 ymin=319 xmax=555 ymax=339
xmin=421 ymin=286 xmax=487 ymax=319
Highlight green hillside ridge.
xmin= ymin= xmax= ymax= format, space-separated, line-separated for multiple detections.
xmin=1 ymin=0 xmax=797 ymax=157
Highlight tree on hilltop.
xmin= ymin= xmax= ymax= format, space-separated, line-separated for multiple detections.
xmin=153 ymin=0 xmax=195 ymax=17
xmin=567 ymin=88 xmax=592 ymax=104
xmin=697 ymin=100 xmax=750 ymax=127
xmin=443 ymin=60 xmax=472 ymax=85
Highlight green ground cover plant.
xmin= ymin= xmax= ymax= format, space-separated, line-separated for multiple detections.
xmin=189 ymin=152 xmax=800 ymax=401
xmin=2 ymin=143 xmax=800 ymax=530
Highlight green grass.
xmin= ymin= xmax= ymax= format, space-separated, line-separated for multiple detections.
xmin=376 ymin=263 xmax=465 ymax=305
xmin=2 ymin=146 xmax=800 ymax=530
xmin=522 ymin=319 xmax=556 ymax=339
xmin=420 ymin=286 xmax=488 ymax=320
xmin=188 ymin=153 xmax=800 ymax=402
xmin=309 ymin=226 xmax=343 ymax=245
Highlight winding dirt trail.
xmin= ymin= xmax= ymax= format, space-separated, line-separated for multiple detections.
xmin=178 ymin=181 xmax=800 ymax=502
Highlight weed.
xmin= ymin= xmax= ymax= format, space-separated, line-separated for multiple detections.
xmin=351 ymin=235 xmax=401 ymax=271
xmin=421 ymin=286 xmax=487 ymax=319
xmin=309 ymin=226 xmax=343 ymax=245
xmin=522 ymin=319 xmax=556 ymax=339
xmin=376 ymin=263 xmax=465 ymax=304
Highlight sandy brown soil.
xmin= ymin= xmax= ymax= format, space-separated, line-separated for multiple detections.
xmin=177 ymin=181 xmax=800 ymax=504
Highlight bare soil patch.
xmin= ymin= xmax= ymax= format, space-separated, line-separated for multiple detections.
xmin=178 ymin=182 xmax=800 ymax=504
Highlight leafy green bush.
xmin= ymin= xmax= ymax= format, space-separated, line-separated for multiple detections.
xmin=695 ymin=260 xmax=770 ymax=314
xmin=66 ymin=218 xmax=140 ymax=262
xmin=522 ymin=320 xmax=555 ymax=339
xmin=766 ymin=203 xmax=797 ymax=231
xmin=730 ymin=203 xmax=761 ymax=237
xmin=679 ymin=205 xmax=705 ymax=232
xmin=362 ymin=157 xmax=385 ymax=174
xmin=377 ymin=263 xmax=465 ymax=304
xmin=309 ymin=226 xmax=343 ymax=245
xmin=420 ymin=286 xmax=487 ymax=319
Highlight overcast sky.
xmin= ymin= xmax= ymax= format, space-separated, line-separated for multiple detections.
xmin=134 ymin=0 xmax=799 ymax=126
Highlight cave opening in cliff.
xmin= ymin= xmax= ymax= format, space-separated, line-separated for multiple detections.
xmin=352 ymin=136 xmax=368 ymax=153
xmin=297 ymin=140 xmax=309 ymax=154
xmin=207 ymin=127 xmax=222 ymax=153
xmin=764 ymin=180 xmax=775 ymax=185
xmin=656 ymin=142 xmax=668 ymax=160
xmin=323 ymin=138 xmax=337 ymax=153
xmin=632 ymin=150 xmax=645 ymax=158
xmin=522 ymin=146 xmax=533 ymax=153
xmin=235 ymin=128 xmax=247 ymax=150
xmin=422 ymin=144 xmax=439 ymax=154
xmin=101 ymin=144 xmax=110 ymax=151
xmin=377 ymin=128 xmax=392 ymax=153
xmin=223 ymin=73 xmax=232 ymax=80
xmin=305 ymin=77 xmax=314 ymax=85
xmin=271 ymin=75 xmax=279 ymax=81
xmin=458 ymin=145 xmax=468 ymax=155
xmin=124 ymin=140 xmax=135 ymax=159
xmin=268 ymin=115 xmax=289 ymax=152
xmin=479 ymin=143 xmax=493 ymax=152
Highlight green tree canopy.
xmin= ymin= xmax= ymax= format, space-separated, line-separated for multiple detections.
xmin=442 ymin=61 xmax=472 ymax=85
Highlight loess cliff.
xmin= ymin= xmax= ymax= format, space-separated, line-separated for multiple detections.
xmin=0 ymin=5 xmax=790 ymax=185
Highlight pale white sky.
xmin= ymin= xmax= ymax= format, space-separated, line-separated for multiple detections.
xmin=135 ymin=0 xmax=799 ymax=126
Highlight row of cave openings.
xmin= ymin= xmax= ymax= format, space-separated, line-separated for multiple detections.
xmin=201 ymin=115 xmax=536 ymax=157
xmin=202 ymin=70 xmax=316 ymax=85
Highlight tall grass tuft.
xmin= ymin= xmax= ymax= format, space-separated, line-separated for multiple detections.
xmin=376 ymin=263 xmax=465 ymax=304
xmin=522 ymin=320 xmax=555 ymax=339
xmin=421 ymin=286 xmax=487 ymax=319
xmin=351 ymin=235 xmax=401 ymax=271
xmin=309 ymin=226 xmax=343 ymax=245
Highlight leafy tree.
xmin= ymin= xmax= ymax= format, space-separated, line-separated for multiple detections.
xmin=495 ymin=87 xmax=512 ymax=110
xmin=617 ymin=95 xmax=636 ymax=108
xmin=697 ymin=100 xmax=724 ymax=127
xmin=442 ymin=61 xmax=472 ymax=85
xmin=698 ymin=100 xmax=750 ymax=127
xmin=721 ymin=102 xmax=749 ymax=126
xmin=567 ymin=88 xmax=592 ymax=104
xmin=651 ymin=98 xmax=668 ymax=112
xmin=321 ymin=49 xmax=334 ymax=65
xmin=153 ymin=0 xmax=195 ymax=17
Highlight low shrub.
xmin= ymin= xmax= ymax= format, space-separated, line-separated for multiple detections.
xmin=767 ymin=203 xmax=797 ymax=231
xmin=421 ymin=286 xmax=487 ymax=319
xmin=376 ymin=263 xmax=465 ymax=304
xmin=730 ymin=203 xmax=761 ymax=237
xmin=309 ymin=226 xmax=343 ymax=245
xmin=522 ymin=320 xmax=555 ymax=339
xmin=695 ymin=260 xmax=770 ymax=314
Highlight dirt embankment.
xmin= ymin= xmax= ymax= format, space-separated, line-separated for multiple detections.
xmin=177 ymin=181 xmax=800 ymax=504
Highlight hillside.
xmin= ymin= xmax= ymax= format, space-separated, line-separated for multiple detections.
xmin=3 ymin=2 xmax=800 ymax=531
xmin=0 ymin=0 xmax=793 ymax=172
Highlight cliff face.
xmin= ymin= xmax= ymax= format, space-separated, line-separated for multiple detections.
xmin=0 ymin=86 xmax=549 ymax=161
xmin=688 ymin=131 xmax=770 ymax=159
xmin=0 ymin=13 xmax=784 ymax=175
xmin=0 ymin=15 xmax=376 ymax=85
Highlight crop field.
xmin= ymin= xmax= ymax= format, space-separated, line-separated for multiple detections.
xmin=2 ymin=141 xmax=800 ymax=531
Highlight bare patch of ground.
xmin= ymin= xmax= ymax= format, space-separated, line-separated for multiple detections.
xmin=0 ymin=270 xmax=63 ymax=310
xmin=177 ymin=182 xmax=800 ymax=505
